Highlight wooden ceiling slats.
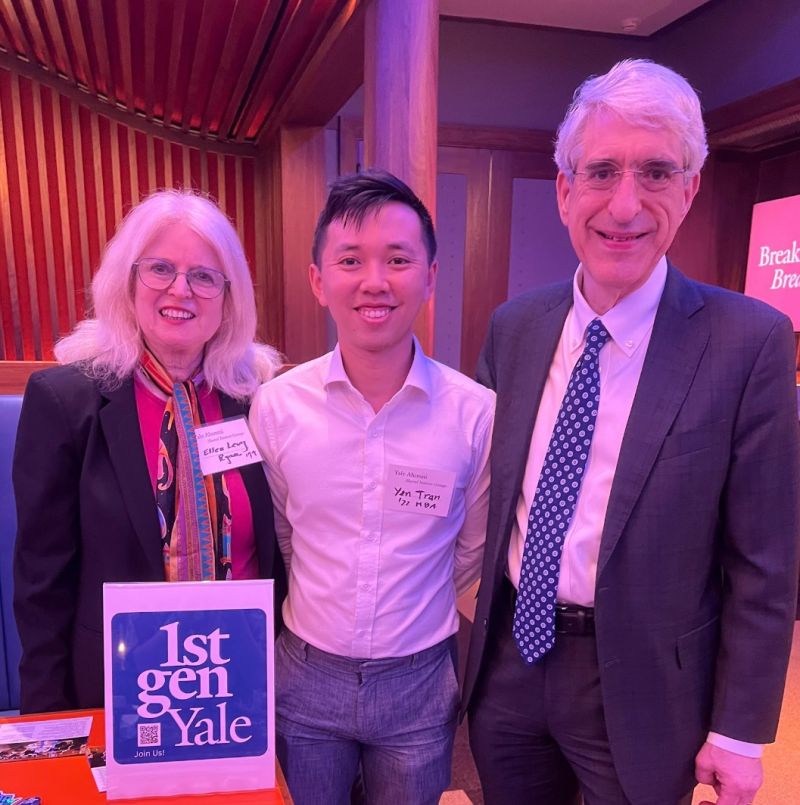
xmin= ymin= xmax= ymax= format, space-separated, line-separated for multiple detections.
xmin=169 ymin=1 xmax=200 ymax=131
xmin=261 ymin=0 xmax=362 ymax=141
xmin=39 ymin=1 xmax=73 ymax=81
xmin=116 ymin=0 xmax=135 ymax=113
xmin=181 ymin=0 xmax=229 ymax=133
xmin=162 ymin=0 xmax=187 ymax=129
xmin=199 ymin=0 xmax=255 ymax=138
xmin=239 ymin=0 xmax=342 ymax=141
xmin=0 ymin=0 xmax=363 ymax=144
xmin=86 ymin=0 xmax=114 ymax=101
xmin=15 ymin=0 xmax=52 ymax=72
xmin=234 ymin=0 xmax=308 ymax=141
xmin=0 ymin=0 xmax=32 ymax=62
xmin=141 ymin=0 xmax=156 ymax=119
xmin=215 ymin=0 xmax=285 ymax=141
xmin=61 ymin=1 xmax=96 ymax=94
xmin=171 ymin=4 xmax=205 ymax=129
xmin=0 ymin=14 xmax=12 ymax=54
xmin=145 ymin=3 xmax=173 ymax=122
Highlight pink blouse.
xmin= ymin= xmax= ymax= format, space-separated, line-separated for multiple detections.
xmin=134 ymin=376 xmax=259 ymax=579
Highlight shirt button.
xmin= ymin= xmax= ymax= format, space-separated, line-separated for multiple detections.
xmin=361 ymin=583 xmax=371 ymax=591
xmin=367 ymin=481 xmax=377 ymax=490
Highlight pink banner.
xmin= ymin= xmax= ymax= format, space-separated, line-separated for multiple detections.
xmin=745 ymin=194 xmax=800 ymax=331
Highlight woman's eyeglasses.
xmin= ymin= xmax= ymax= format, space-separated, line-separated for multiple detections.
xmin=134 ymin=258 xmax=229 ymax=299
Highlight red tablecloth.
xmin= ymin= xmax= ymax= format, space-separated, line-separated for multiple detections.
xmin=0 ymin=709 xmax=291 ymax=803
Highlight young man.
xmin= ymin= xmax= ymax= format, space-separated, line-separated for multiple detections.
xmin=464 ymin=60 xmax=800 ymax=805
xmin=250 ymin=170 xmax=494 ymax=805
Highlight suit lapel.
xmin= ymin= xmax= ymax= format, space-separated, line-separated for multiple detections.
xmin=597 ymin=267 xmax=709 ymax=575
xmin=489 ymin=291 xmax=572 ymax=575
xmin=99 ymin=378 xmax=162 ymax=573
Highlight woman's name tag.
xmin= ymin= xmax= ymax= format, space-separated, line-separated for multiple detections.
xmin=194 ymin=417 xmax=263 ymax=475
xmin=384 ymin=464 xmax=456 ymax=517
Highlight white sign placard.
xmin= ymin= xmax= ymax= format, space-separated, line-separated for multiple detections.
xmin=384 ymin=464 xmax=456 ymax=518
xmin=103 ymin=580 xmax=275 ymax=800
xmin=194 ymin=416 xmax=262 ymax=475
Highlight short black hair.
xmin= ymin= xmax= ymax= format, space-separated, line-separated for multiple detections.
xmin=311 ymin=169 xmax=437 ymax=265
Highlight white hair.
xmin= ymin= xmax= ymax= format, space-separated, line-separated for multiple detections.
xmin=55 ymin=189 xmax=280 ymax=400
xmin=554 ymin=59 xmax=708 ymax=177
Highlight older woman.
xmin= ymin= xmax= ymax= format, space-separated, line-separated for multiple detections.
xmin=12 ymin=189 xmax=286 ymax=714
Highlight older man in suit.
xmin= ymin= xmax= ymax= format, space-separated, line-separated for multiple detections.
xmin=464 ymin=59 xmax=800 ymax=805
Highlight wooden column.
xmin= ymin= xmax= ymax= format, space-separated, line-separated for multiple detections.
xmin=363 ymin=0 xmax=439 ymax=353
xmin=261 ymin=125 xmax=329 ymax=365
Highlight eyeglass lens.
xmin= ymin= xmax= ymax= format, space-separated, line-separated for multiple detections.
xmin=136 ymin=258 xmax=227 ymax=298
xmin=579 ymin=161 xmax=684 ymax=192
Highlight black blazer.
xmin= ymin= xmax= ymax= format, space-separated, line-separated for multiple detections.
xmin=463 ymin=266 xmax=800 ymax=803
xmin=13 ymin=365 xmax=286 ymax=714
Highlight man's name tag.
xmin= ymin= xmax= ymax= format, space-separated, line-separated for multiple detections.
xmin=385 ymin=464 xmax=456 ymax=518
xmin=194 ymin=417 xmax=263 ymax=475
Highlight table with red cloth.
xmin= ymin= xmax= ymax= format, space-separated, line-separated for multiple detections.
xmin=0 ymin=709 xmax=292 ymax=804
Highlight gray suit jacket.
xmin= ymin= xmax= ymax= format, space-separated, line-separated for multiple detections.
xmin=463 ymin=265 xmax=800 ymax=803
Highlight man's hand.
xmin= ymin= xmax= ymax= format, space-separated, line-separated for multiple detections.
xmin=695 ymin=741 xmax=763 ymax=805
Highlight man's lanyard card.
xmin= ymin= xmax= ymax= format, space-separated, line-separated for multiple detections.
xmin=103 ymin=580 xmax=275 ymax=799
xmin=194 ymin=416 xmax=262 ymax=475
xmin=384 ymin=464 xmax=456 ymax=517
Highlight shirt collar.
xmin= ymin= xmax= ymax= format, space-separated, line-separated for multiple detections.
xmin=325 ymin=336 xmax=432 ymax=400
xmin=570 ymin=256 xmax=667 ymax=358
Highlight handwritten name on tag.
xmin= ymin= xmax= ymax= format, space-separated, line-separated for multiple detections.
xmin=385 ymin=464 xmax=456 ymax=518
xmin=194 ymin=417 xmax=262 ymax=475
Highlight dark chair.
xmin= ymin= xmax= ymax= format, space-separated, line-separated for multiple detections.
xmin=0 ymin=394 xmax=23 ymax=712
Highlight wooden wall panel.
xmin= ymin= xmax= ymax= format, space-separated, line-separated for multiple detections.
xmin=0 ymin=360 xmax=58 ymax=393
xmin=0 ymin=67 xmax=265 ymax=360
xmin=257 ymin=140 xmax=285 ymax=352
xmin=274 ymin=125 xmax=328 ymax=365
xmin=669 ymin=153 xmax=760 ymax=291
xmin=439 ymin=144 xmax=556 ymax=377
xmin=756 ymin=147 xmax=800 ymax=203
xmin=2 ymin=71 xmax=38 ymax=358
xmin=0 ymin=109 xmax=16 ymax=359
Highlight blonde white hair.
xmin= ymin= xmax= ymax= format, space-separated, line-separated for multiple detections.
xmin=555 ymin=59 xmax=708 ymax=178
xmin=55 ymin=189 xmax=280 ymax=400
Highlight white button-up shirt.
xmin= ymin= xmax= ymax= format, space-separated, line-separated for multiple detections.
xmin=250 ymin=341 xmax=495 ymax=658
xmin=508 ymin=257 xmax=665 ymax=606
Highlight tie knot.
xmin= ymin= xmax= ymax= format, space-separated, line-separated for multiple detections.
xmin=584 ymin=319 xmax=610 ymax=355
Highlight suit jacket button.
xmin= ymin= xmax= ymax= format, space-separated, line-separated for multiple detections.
xmin=483 ymin=618 xmax=488 ymax=631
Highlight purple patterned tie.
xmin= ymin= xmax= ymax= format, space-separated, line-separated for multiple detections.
xmin=513 ymin=318 xmax=610 ymax=663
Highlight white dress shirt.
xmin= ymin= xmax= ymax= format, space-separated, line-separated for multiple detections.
xmin=508 ymin=258 xmax=665 ymax=606
xmin=507 ymin=255 xmax=759 ymax=758
xmin=250 ymin=340 xmax=495 ymax=659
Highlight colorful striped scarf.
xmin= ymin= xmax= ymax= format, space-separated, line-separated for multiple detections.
xmin=139 ymin=348 xmax=232 ymax=581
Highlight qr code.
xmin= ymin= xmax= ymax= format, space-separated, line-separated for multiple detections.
xmin=137 ymin=722 xmax=161 ymax=747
